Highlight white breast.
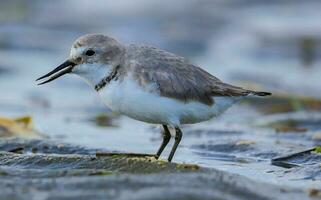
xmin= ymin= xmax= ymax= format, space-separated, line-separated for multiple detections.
xmin=98 ymin=77 xmax=240 ymax=126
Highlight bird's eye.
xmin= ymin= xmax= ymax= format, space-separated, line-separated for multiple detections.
xmin=85 ymin=49 xmax=95 ymax=56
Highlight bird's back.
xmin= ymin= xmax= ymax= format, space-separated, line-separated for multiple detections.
xmin=120 ymin=44 xmax=270 ymax=106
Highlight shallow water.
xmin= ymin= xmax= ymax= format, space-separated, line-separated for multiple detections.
xmin=0 ymin=0 xmax=321 ymax=195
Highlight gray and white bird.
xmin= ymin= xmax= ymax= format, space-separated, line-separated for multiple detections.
xmin=37 ymin=34 xmax=271 ymax=162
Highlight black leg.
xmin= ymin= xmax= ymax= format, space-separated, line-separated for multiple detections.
xmin=167 ymin=127 xmax=182 ymax=162
xmin=156 ymin=125 xmax=171 ymax=159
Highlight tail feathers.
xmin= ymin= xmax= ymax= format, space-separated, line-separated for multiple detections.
xmin=250 ymin=91 xmax=272 ymax=96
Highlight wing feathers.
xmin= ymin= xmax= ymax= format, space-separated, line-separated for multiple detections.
xmin=123 ymin=45 xmax=271 ymax=105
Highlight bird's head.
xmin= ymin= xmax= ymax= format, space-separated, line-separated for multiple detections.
xmin=36 ymin=34 xmax=124 ymax=86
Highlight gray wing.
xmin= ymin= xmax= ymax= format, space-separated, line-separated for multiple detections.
xmin=123 ymin=45 xmax=256 ymax=105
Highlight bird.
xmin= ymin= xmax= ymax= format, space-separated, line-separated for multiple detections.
xmin=36 ymin=34 xmax=271 ymax=162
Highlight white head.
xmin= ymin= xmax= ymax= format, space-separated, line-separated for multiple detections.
xmin=36 ymin=34 xmax=125 ymax=87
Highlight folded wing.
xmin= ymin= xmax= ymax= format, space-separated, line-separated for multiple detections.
xmin=124 ymin=45 xmax=270 ymax=106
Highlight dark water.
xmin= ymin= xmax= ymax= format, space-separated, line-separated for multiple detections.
xmin=0 ymin=0 xmax=321 ymax=196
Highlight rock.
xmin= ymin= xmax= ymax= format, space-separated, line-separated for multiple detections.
xmin=0 ymin=116 xmax=42 ymax=138
xmin=0 ymin=139 xmax=313 ymax=200
xmin=243 ymin=94 xmax=321 ymax=114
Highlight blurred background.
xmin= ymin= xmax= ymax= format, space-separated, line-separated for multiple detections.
xmin=0 ymin=0 xmax=321 ymax=186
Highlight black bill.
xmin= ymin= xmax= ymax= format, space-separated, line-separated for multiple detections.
xmin=36 ymin=60 xmax=76 ymax=85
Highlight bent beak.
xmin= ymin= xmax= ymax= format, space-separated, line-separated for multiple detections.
xmin=36 ymin=60 xmax=76 ymax=85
